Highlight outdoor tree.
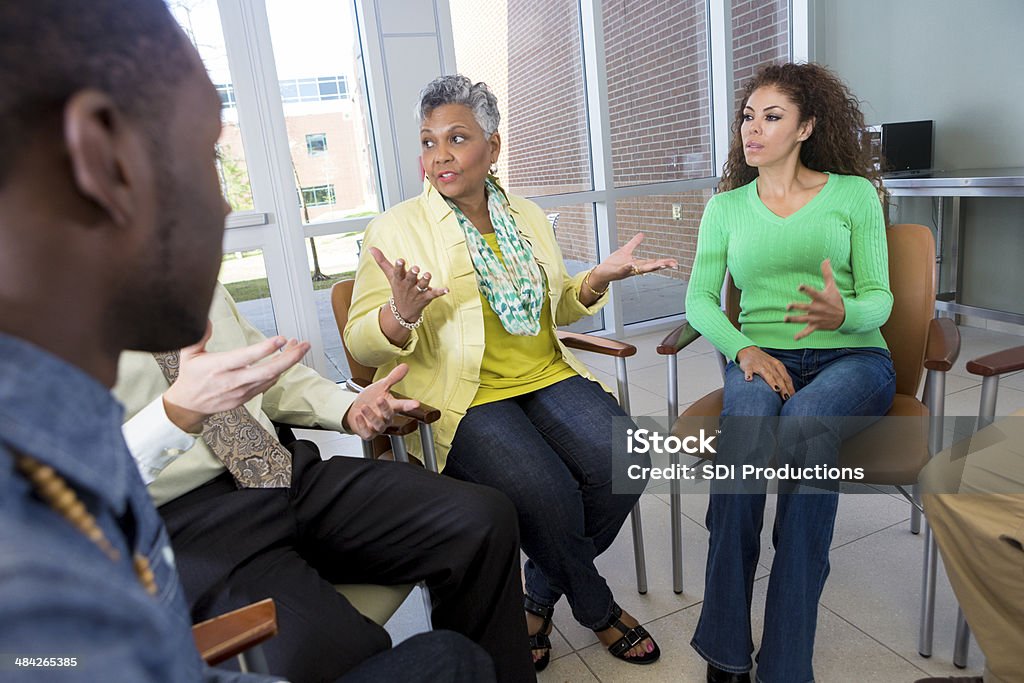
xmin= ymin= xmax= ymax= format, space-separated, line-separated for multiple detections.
xmin=218 ymin=144 xmax=255 ymax=211
xmin=293 ymin=164 xmax=331 ymax=281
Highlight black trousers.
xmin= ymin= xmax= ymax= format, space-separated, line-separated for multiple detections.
xmin=158 ymin=442 xmax=533 ymax=683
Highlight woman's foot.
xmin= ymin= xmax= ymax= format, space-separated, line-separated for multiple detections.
xmin=524 ymin=597 xmax=554 ymax=671
xmin=594 ymin=603 xmax=660 ymax=664
xmin=526 ymin=610 xmax=553 ymax=666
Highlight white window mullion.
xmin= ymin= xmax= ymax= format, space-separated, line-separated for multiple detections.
xmin=217 ymin=0 xmax=299 ymax=347
xmin=791 ymin=0 xmax=811 ymax=63
xmin=708 ymin=0 xmax=734 ymax=180
xmin=579 ymin=0 xmax=621 ymax=337
xmin=354 ymin=0 xmax=403 ymax=210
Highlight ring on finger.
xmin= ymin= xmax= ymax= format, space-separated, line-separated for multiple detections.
xmin=630 ymin=263 xmax=640 ymax=277
xmin=416 ymin=286 xmax=428 ymax=293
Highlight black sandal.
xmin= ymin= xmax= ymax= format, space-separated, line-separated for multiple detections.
xmin=524 ymin=596 xmax=554 ymax=672
xmin=597 ymin=603 xmax=660 ymax=665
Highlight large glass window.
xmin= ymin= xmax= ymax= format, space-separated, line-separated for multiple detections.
xmin=219 ymin=249 xmax=279 ymax=339
xmin=169 ymin=0 xmax=256 ymax=212
xmin=604 ymin=0 xmax=714 ymax=187
xmin=616 ymin=189 xmax=713 ymax=325
xmin=450 ymin=0 xmax=593 ymax=198
xmin=303 ymin=230 xmax=364 ymax=382
xmin=547 ymin=203 xmax=603 ymax=334
xmin=266 ymin=0 xmax=380 ymax=226
xmin=173 ymin=0 xmax=792 ymax=373
xmin=263 ymin=0 xmax=382 ymax=378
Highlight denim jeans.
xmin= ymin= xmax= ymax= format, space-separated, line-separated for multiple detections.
xmin=443 ymin=375 xmax=644 ymax=629
xmin=691 ymin=347 xmax=895 ymax=683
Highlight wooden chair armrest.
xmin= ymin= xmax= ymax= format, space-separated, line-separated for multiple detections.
xmin=345 ymin=378 xmax=442 ymax=424
xmin=966 ymin=344 xmax=1024 ymax=377
xmin=556 ymin=331 xmax=636 ymax=358
xmin=657 ymin=322 xmax=703 ymax=355
xmin=192 ymin=598 xmax=277 ymax=666
xmin=923 ymin=318 xmax=961 ymax=371
xmin=381 ymin=414 xmax=421 ymax=436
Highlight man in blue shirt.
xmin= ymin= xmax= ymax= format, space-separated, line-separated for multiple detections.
xmin=0 ymin=1 xmax=503 ymax=681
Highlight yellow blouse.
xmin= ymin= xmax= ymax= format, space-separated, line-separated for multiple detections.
xmin=471 ymin=232 xmax=576 ymax=407
xmin=344 ymin=180 xmax=610 ymax=471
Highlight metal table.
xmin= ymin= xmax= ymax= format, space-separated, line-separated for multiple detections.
xmin=885 ymin=168 xmax=1024 ymax=325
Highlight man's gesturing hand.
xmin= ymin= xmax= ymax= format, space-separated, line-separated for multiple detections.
xmin=163 ymin=322 xmax=310 ymax=433
xmin=343 ymin=364 xmax=421 ymax=440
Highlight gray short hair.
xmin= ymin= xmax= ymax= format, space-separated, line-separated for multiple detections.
xmin=414 ymin=75 xmax=500 ymax=137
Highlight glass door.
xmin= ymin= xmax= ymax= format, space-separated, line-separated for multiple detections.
xmin=167 ymin=0 xmax=382 ymax=380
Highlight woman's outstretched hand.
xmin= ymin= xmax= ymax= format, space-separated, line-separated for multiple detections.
xmin=785 ymin=259 xmax=846 ymax=341
xmin=370 ymin=247 xmax=448 ymax=323
xmin=588 ymin=232 xmax=678 ymax=293
xmin=736 ymin=346 xmax=795 ymax=400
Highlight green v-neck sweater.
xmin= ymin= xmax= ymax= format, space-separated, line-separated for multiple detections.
xmin=685 ymin=173 xmax=892 ymax=361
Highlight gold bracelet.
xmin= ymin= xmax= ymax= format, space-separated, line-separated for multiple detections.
xmin=583 ymin=268 xmax=609 ymax=297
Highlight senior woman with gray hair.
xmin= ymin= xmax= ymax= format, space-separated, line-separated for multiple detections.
xmin=346 ymin=75 xmax=673 ymax=671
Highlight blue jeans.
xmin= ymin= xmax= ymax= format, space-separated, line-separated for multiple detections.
xmin=691 ymin=347 xmax=895 ymax=683
xmin=443 ymin=375 xmax=644 ymax=629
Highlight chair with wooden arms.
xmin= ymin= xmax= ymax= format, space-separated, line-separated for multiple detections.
xmin=192 ymin=598 xmax=278 ymax=673
xmin=936 ymin=344 xmax=1024 ymax=668
xmin=332 ymin=279 xmax=651 ymax=594
xmin=656 ymin=223 xmax=960 ymax=654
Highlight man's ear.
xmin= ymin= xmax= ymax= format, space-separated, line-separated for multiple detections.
xmin=62 ymin=90 xmax=149 ymax=228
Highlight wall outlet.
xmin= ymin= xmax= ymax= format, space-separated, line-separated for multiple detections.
xmin=671 ymin=203 xmax=683 ymax=220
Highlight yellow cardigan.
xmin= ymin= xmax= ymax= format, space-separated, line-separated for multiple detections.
xmin=345 ymin=180 xmax=609 ymax=470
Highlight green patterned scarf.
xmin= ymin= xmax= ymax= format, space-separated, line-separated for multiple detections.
xmin=446 ymin=177 xmax=544 ymax=336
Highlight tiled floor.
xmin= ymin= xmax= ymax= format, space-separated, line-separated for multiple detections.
xmin=297 ymin=322 xmax=1024 ymax=682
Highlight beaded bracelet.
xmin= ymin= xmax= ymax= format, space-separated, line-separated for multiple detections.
xmin=389 ymin=296 xmax=424 ymax=330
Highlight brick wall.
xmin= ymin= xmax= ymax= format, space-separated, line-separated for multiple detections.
xmin=732 ymin=0 xmax=790 ymax=113
xmin=505 ymin=0 xmax=591 ymax=198
xmin=604 ymin=0 xmax=714 ymax=187
xmin=547 ymin=204 xmax=597 ymax=265
xmin=451 ymin=0 xmax=788 ymax=294
xmin=602 ymin=0 xmax=715 ymax=281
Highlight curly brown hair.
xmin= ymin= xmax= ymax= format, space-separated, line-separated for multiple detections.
xmin=720 ymin=62 xmax=888 ymax=208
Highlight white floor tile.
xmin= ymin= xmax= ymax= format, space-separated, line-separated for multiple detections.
xmin=943 ymin=383 xmax=1024 ymax=418
xmin=820 ymin=524 xmax=985 ymax=678
xmin=346 ymin=321 xmax=1015 ymax=681
xmin=537 ymin=652 xmax=600 ymax=682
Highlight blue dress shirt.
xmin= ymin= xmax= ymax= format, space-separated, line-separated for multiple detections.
xmin=0 ymin=334 xmax=274 ymax=682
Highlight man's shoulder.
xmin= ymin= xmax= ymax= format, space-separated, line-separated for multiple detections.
xmin=0 ymin=477 xmax=195 ymax=680
xmin=0 ymin=464 xmax=110 ymax=579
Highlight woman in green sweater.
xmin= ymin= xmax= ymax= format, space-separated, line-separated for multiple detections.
xmin=686 ymin=63 xmax=895 ymax=683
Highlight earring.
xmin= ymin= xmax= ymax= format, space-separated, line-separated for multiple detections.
xmin=489 ymin=163 xmax=498 ymax=176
